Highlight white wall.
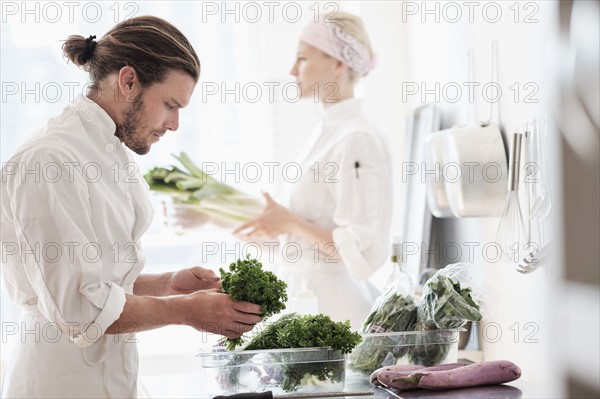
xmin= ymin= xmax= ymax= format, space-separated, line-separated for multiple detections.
xmin=358 ymin=1 xmax=411 ymax=236
xmin=358 ymin=0 xmax=561 ymax=392
xmin=275 ymin=6 xmax=565 ymax=390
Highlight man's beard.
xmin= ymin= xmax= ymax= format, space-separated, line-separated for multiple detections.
xmin=115 ymin=91 xmax=165 ymax=155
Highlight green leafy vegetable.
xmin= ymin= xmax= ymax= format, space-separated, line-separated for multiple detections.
xmin=219 ymin=255 xmax=288 ymax=350
xmin=234 ymin=313 xmax=362 ymax=392
xmin=410 ymin=276 xmax=482 ymax=366
xmin=360 ymin=293 xmax=418 ymax=333
xmin=348 ymin=268 xmax=417 ymax=373
xmin=144 ymin=152 xmax=264 ymax=225
xmin=220 ymin=255 xmax=288 ymax=318
xmin=349 ymin=293 xmax=417 ymax=372
xmin=243 ymin=313 xmax=362 ymax=354
xmin=349 ymin=264 xmax=482 ymax=373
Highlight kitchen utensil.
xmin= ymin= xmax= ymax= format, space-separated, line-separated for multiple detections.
xmin=444 ymin=123 xmax=508 ymax=217
xmin=424 ymin=50 xmax=473 ymax=218
xmin=524 ymin=125 xmax=533 ymax=242
xmin=517 ymin=242 xmax=553 ymax=274
xmin=198 ymin=346 xmax=347 ymax=395
xmin=536 ymin=114 xmax=552 ymax=223
xmin=519 ymin=123 xmax=543 ymax=273
xmin=496 ymin=133 xmax=527 ymax=262
xmin=442 ymin=41 xmax=508 ymax=217
xmin=529 ymin=115 xmax=551 ymax=223
xmin=529 ymin=115 xmax=552 ymax=250
xmin=424 ymin=130 xmax=454 ymax=217
xmin=213 ymin=391 xmax=374 ymax=399
xmin=528 ymin=118 xmax=541 ymax=217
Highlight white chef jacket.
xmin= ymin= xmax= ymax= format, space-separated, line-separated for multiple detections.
xmin=279 ymin=98 xmax=393 ymax=330
xmin=1 ymin=95 xmax=154 ymax=398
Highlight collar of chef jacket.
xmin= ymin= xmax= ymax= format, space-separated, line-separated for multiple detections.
xmin=64 ymin=94 xmax=154 ymax=274
xmin=70 ymin=94 xmax=120 ymax=146
xmin=297 ymin=98 xmax=364 ymax=167
xmin=322 ymin=97 xmax=362 ymax=131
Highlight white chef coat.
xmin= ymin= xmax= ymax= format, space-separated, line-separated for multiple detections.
xmin=1 ymin=95 xmax=154 ymax=398
xmin=278 ymin=98 xmax=393 ymax=330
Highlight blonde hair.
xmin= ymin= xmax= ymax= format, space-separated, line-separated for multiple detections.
xmin=324 ymin=11 xmax=374 ymax=82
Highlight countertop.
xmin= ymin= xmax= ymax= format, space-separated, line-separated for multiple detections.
xmin=140 ymin=369 xmax=553 ymax=399
xmin=345 ymin=373 xmax=551 ymax=399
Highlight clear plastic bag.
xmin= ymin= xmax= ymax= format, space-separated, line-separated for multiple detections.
xmin=349 ymin=252 xmax=418 ymax=372
xmin=416 ymin=263 xmax=482 ymax=330
xmin=361 ymin=274 xmax=417 ymax=334
xmin=410 ymin=263 xmax=483 ymax=365
xmin=361 ymin=244 xmax=417 ymax=334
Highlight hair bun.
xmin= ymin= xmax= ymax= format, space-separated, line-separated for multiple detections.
xmin=81 ymin=35 xmax=97 ymax=63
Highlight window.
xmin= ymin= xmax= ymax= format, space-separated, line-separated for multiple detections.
xmin=1 ymin=0 xmax=337 ymax=370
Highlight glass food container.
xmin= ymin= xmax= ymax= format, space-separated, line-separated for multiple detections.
xmin=196 ymin=347 xmax=346 ymax=396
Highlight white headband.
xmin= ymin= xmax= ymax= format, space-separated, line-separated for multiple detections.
xmin=300 ymin=20 xmax=375 ymax=77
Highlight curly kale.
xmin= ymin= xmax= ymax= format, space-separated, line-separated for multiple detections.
xmin=219 ymin=255 xmax=288 ymax=350
xmin=269 ymin=314 xmax=361 ymax=392
xmin=226 ymin=313 xmax=362 ymax=392
xmin=246 ymin=314 xmax=362 ymax=354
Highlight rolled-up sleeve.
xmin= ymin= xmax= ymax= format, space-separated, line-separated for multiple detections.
xmin=6 ymin=148 xmax=126 ymax=347
xmin=329 ymin=132 xmax=393 ymax=280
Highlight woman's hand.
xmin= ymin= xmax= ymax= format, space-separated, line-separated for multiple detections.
xmin=233 ymin=192 xmax=296 ymax=240
xmin=233 ymin=193 xmax=340 ymax=261
xmin=162 ymin=200 xmax=211 ymax=231
xmin=163 ymin=266 xmax=221 ymax=296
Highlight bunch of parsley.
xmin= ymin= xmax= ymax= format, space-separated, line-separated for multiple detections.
xmin=237 ymin=313 xmax=362 ymax=392
xmin=244 ymin=313 xmax=361 ymax=353
xmin=219 ymin=255 xmax=288 ymax=350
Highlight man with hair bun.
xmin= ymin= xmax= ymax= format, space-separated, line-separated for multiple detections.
xmin=1 ymin=16 xmax=263 ymax=398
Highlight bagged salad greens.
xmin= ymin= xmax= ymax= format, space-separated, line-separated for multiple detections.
xmin=349 ymin=263 xmax=482 ymax=372
xmin=410 ymin=263 xmax=483 ymax=365
xmin=348 ymin=256 xmax=418 ymax=372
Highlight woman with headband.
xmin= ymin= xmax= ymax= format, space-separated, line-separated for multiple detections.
xmin=235 ymin=12 xmax=393 ymax=329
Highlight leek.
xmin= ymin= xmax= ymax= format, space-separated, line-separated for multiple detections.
xmin=144 ymin=153 xmax=264 ymax=226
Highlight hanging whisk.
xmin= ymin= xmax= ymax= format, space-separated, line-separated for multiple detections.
xmin=497 ymin=133 xmax=527 ymax=262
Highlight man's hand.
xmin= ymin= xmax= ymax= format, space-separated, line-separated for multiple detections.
xmin=184 ymin=289 xmax=263 ymax=338
xmin=163 ymin=266 xmax=221 ymax=296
